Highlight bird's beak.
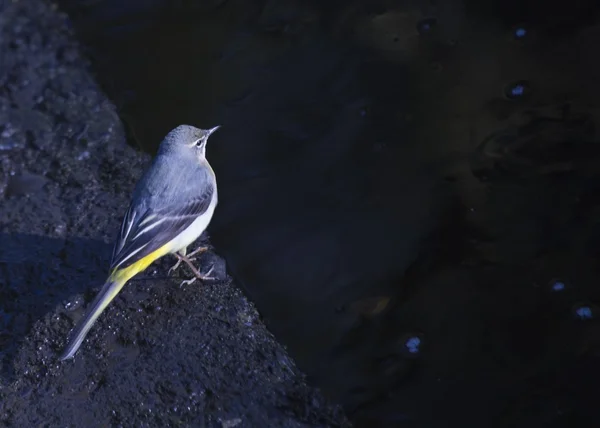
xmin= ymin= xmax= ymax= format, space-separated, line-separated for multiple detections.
xmin=207 ymin=125 xmax=221 ymax=136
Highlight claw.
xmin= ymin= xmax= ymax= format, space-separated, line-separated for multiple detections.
xmin=198 ymin=265 xmax=215 ymax=281
xmin=186 ymin=246 xmax=209 ymax=259
xmin=168 ymin=258 xmax=183 ymax=276
xmin=179 ymin=277 xmax=197 ymax=287
xmin=178 ymin=266 xmax=215 ymax=287
xmin=169 ymin=247 xmax=213 ymax=284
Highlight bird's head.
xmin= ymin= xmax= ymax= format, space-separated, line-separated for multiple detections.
xmin=160 ymin=124 xmax=221 ymax=158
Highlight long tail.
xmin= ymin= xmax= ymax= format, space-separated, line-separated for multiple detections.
xmin=59 ymin=278 xmax=128 ymax=360
xmin=60 ymin=247 xmax=170 ymax=360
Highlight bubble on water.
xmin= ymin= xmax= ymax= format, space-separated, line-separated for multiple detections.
xmin=399 ymin=332 xmax=423 ymax=358
xmin=416 ymin=17 xmax=437 ymax=35
xmin=405 ymin=336 xmax=421 ymax=354
xmin=515 ymin=27 xmax=527 ymax=38
xmin=504 ymin=80 xmax=531 ymax=100
xmin=573 ymin=304 xmax=595 ymax=320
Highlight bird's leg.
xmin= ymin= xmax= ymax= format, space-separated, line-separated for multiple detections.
xmin=168 ymin=246 xmax=213 ymax=285
xmin=167 ymin=247 xmax=187 ymax=275
xmin=178 ymin=253 xmax=214 ymax=279
xmin=168 ymin=246 xmax=208 ymax=274
xmin=171 ymin=251 xmax=215 ymax=285
xmin=184 ymin=246 xmax=209 ymax=260
xmin=178 ymin=264 xmax=215 ymax=287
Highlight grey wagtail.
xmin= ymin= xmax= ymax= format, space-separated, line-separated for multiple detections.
xmin=60 ymin=124 xmax=220 ymax=360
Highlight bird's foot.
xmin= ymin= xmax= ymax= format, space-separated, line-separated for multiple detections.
xmin=167 ymin=258 xmax=183 ymax=276
xmin=178 ymin=265 xmax=215 ymax=287
xmin=186 ymin=246 xmax=209 ymax=259
xmin=168 ymin=246 xmax=209 ymax=276
xmin=171 ymin=249 xmax=215 ymax=286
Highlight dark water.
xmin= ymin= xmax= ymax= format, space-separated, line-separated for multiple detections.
xmin=56 ymin=0 xmax=600 ymax=426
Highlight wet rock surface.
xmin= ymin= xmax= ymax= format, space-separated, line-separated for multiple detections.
xmin=0 ymin=1 xmax=348 ymax=426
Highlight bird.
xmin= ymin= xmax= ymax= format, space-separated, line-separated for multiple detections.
xmin=59 ymin=124 xmax=220 ymax=360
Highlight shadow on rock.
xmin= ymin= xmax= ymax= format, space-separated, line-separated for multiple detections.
xmin=0 ymin=233 xmax=111 ymax=382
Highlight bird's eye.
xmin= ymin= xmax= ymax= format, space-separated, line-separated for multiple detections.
xmin=195 ymin=139 xmax=204 ymax=147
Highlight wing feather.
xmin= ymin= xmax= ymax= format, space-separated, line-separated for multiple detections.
xmin=109 ymin=184 xmax=214 ymax=272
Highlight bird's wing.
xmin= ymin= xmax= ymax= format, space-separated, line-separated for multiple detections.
xmin=109 ymin=183 xmax=215 ymax=272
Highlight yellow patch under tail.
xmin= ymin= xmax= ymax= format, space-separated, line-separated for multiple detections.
xmin=109 ymin=245 xmax=171 ymax=283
